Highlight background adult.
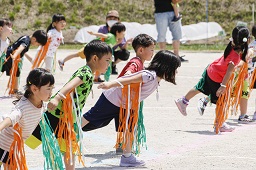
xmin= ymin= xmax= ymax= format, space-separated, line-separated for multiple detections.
xmin=98 ymin=10 xmax=132 ymax=74
xmin=154 ymin=0 xmax=188 ymax=62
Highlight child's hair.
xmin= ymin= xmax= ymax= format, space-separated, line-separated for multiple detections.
xmin=32 ymin=30 xmax=48 ymax=46
xmin=110 ymin=22 xmax=126 ymax=36
xmin=24 ymin=68 xmax=54 ymax=98
xmin=252 ymin=25 xmax=256 ymax=38
xmin=0 ymin=18 xmax=12 ymax=28
xmin=46 ymin=13 xmax=66 ymax=32
xmin=84 ymin=39 xmax=112 ymax=62
xmin=146 ymin=50 xmax=180 ymax=84
xmin=132 ymin=34 xmax=156 ymax=52
xmin=224 ymin=26 xmax=250 ymax=62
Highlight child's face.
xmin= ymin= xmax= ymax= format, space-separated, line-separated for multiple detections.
xmin=53 ymin=20 xmax=66 ymax=31
xmin=31 ymin=37 xmax=41 ymax=46
xmin=35 ymin=83 xmax=54 ymax=101
xmin=96 ymin=53 xmax=112 ymax=74
xmin=139 ymin=44 xmax=155 ymax=62
xmin=116 ymin=31 xmax=125 ymax=40
xmin=0 ymin=24 xmax=12 ymax=37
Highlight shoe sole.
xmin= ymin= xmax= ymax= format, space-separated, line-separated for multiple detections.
xmin=120 ymin=162 xmax=145 ymax=167
xmin=174 ymin=100 xmax=187 ymax=116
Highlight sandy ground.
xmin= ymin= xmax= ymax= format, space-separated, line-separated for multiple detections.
xmin=1 ymin=49 xmax=256 ymax=170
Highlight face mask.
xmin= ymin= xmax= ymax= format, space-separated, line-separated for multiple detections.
xmin=107 ymin=20 xmax=118 ymax=28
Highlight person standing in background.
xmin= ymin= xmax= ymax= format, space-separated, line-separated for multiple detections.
xmin=154 ymin=0 xmax=188 ymax=62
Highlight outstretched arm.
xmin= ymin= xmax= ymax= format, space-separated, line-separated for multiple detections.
xmin=10 ymin=45 xmax=25 ymax=60
xmin=98 ymin=72 xmax=143 ymax=89
xmin=47 ymin=77 xmax=84 ymax=111
xmin=0 ymin=117 xmax=12 ymax=132
xmin=87 ymin=31 xmax=108 ymax=39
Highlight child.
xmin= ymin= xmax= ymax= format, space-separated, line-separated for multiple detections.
xmin=0 ymin=68 xmax=54 ymax=168
xmin=82 ymin=34 xmax=156 ymax=155
xmin=171 ymin=0 xmax=182 ymax=22
xmin=175 ymin=25 xmax=250 ymax=132
xmin=1 ymin=30 xmax=48 ymax=96
xmin=87 ymin=22 xmax=126 ymax=81
xmin=250 ymin=25 xmax=256 ymax=120
xmin=81 ymin=50 xmax=181 ymax=167
xmin=27 ymin=40 xmax=112 ymax=170
xmin=27 ymin=14 xmax=66 ymax=72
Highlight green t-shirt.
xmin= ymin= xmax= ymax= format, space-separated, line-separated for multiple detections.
xmin=97 ymin=33 xmax=116 ymax=48
xmin=48 ymin=65 xmax=93 ymax=120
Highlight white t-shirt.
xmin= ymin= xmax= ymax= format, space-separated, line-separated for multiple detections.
xmin=0 ymin=38 xmax=10 ymax=54
xmin=103 ymin=70 xmax=159 ymax=107
xmin=45 ymin=28 xmax=64 ymax=58
xmin=0 ymin=97 xmax=46 ymax=151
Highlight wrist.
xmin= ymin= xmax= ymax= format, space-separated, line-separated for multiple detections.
xmin=57 ymin=91 xmax=66 ymax=99
xmin=220 ymin=83 xmax=226 ymax=88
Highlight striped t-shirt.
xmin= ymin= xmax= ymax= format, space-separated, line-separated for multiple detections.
xmin=0 ymin=97 xmax=45 ymax=151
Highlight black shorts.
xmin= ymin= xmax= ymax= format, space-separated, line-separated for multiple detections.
xmin=0 ymin=148 xmax=9 ymax=164
xmin=113 ymin=49 xmax=130 ymax=61
xmin=82 ymin=94 xmax=120 ymax=131
xmin=1 ymin=57 xmax=21 ymax=77
xmin=195 ymin=68 xmax=220 ymax=104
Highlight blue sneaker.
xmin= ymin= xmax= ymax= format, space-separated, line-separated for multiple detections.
xmin=120 ymin=154 xmax=145 ymax=167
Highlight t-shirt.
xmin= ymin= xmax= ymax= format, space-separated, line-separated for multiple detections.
xmin=99 ymin=33 xmax=116 ymax=48
xmin=0 ymin=97 xmax=46 ymax=151
xmin=103 ymin=70 xmax=158 ymax=107
xmin=154 ymin=0 xmax=174 ymax=13
xmin=0 ymin=38 xmax=10 ymax=54
xmin=6 ymin=36 xmax=31 ymax=58
xmin=118 ymin=57 xmax=143 ymax=77
xmin=48 ymin=65 xmax=93 ymax=120
xmin=98 ymin=25 xmax=126 ymax=50
xmin=46 ymin=29 xmax=64 ymax=58
xmin=207 ymin=49 xmax=241 ymax=83
xmin=248 ymin=41 xmax=256 ymax=74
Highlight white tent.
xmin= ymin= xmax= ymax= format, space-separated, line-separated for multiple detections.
xmin=74 ymin=21 xmax=225 ymax=44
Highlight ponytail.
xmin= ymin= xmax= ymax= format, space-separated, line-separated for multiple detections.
xmin=223 ymin=41 xmax=232 ymax=59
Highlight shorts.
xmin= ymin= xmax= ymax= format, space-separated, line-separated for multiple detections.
xmin=77 ymin=47 xmax=86 ymax=59
xmin=0 ymin=148 xmax=9 ymax=164
xmin=82 ymin=94 xmax=120 ymax=131
xmin=195 ymin=68 xmax=220 ymax=104
xmin=1 ymin=57 xmax=21 ymax=77
xmin=154 ymin=11 xmax=182 ymax=42
xmin=113 ymin=49 xmax=130 ymax=61
xmin=44 ymin=56 xmax=54 ymax=71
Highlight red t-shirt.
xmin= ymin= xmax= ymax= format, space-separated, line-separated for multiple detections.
xmin=118 ymin=57 xmax=143 ymax=77
xmin=207 ymin=49 xmax=241 ymax=83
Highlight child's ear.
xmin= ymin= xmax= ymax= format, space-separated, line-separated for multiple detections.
xmin=92 ymin=55 xmax=98 ymax=62
xmin=31 ymin=37 xmax=36 ymax=43
xmin=30 ymin=84 xmax=39 ymax=93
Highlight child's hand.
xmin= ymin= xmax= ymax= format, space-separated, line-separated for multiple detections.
xmin=126 ymin=38 xmax=133 ymax=44
xmin=87 ymin=31 xmax=94 ymax=35
xmin=47 ymin=98 xmax=59 ymax=111
xmin=97 ymin=82 xmax=112 ymax=89
xmin=216 ymin=86 xmax=226 ymax=97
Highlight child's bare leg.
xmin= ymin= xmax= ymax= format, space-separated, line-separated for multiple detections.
xmin=184 ymin=88 xmax=201 ymax=101
xmin=62 ymin=52 xmax=79 ymax=64
xmin=240 ymin=98 xmax=248 ymax=116
xmin=64 ymin=153 xmax=75 ymax=170
xmin=24 ymin=53 xmax=33 ymax=63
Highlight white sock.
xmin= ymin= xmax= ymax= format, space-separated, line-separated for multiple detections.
xmin=123 ymin=153 xmax=132 ymax=158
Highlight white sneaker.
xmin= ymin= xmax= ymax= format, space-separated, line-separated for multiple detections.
xmin=120 ymin=154 xmax=145 ymax=167
xmin=253 ymin=112 xmax=256 ymax=121
xmin=197 ymin=97 xmax=208 ymax=116
xmin=175 ymin=98 xmax=188 ymax=116
xmin=57 ymin=59 xmax=64 ymax=71
xmin=219 ymin=122 xmax=235 ymax=132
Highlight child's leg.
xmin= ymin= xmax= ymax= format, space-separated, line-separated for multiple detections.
xmin=44 ymin=57 xmax=53 ymax=72
xmin=64 ymin=153 xmax=75 ymax=170
xmin=24 ymin=53 xmax=33 ymax=64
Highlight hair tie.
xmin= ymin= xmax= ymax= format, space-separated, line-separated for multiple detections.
xmin=28 ymin=81 xmax=31 ymax=85
xmin=243 ymin=37 xmax=247 ymax=42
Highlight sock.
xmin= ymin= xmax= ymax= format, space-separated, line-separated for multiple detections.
xmin=182 ymin=96 xmax=189 ymax=105
xmin=123 ymin=153 xmax=132 ymax=158
xmin=239 ymin=114 xmax=245 ymax=119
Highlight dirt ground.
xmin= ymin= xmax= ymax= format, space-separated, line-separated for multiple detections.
xmin=1 ymin=50 xmax=256 ymax=170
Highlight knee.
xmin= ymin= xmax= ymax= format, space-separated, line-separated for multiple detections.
xmin=114 ymin=49 xmax=130 ymax=61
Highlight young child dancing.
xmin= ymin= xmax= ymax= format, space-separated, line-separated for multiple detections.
xmin=0 ymin=68 xmax=54 ymax=169
xmin=82 ymin=34 xmax=156 ymax=155
xmin=27 ymin=40 xmax=112 ymax=170
xmin=1 ymin=30 xmax=48 ymax=96
xmin=175 ymin=25 xmax=250 ymax=132
xmin=81 ymin=50 xmax=181 ymax=167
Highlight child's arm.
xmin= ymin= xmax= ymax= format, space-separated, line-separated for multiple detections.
xmin=98 ymin=72 xmax=143 ymax=89
xmin=121 ymin=38 xmax=133 ymax=49
xmin=87 ymin=31 xmax=108 ymax=39
xmin=10 ymin=45 xmax=25 ymax=60
xmin=0 ymin=117 xmax=12 ymax=132
xmin=47 ymin=77 xmax=84 ymax=111
xmin=24 ymin=52 xmax=33 ymax=63
xmin=216 ymin=63 xmax=235 ymax=97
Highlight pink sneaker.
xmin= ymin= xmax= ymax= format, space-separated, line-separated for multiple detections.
xmin=175 ymin=98 xmax=188 ymax=116
xmin=219 ymin=122 xmax=235 ymax=132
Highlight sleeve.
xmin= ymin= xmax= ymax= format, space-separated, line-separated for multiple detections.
xmin=141 ymin=71 xmax=155 ymax=83
xmin=20 ymin=36 xmax=30 ymax=48
xmin=76 ymin=68 xmax=93 ymax=83
xmin=98 ymin=26 xmax=104 ymax=33
xmin=2 ymin=108 xmax=22 ymax=126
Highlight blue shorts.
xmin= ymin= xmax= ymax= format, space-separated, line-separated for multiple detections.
xmin=82 ymin=94 xmax=120 ymax=131
xmin=154 ymin=11 xmax=182 ymax=42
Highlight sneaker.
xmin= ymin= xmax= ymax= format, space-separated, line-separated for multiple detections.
xmin=116 ymin=146 xmax=123 ymax=155
xmin=94 ymin=77 xmax=104 ymax=83
xmin=197 ymin=97 xmax=208 ymax=116
xmin=175 ymin=98 xmax=188 ymax=116
xmin=179 ymin=55 xmax=188 ymax=62
xmin=238 ymin=115 xmax=253 ymax=123
xmin=219 ymin=122 xmax=235 ymax=132
xmin=253 ymin=112 xmax=256 ymax=121
xmin=12 ymin=89 xmax=23 ymax=99
xmin=57 ymin=60 xmax=64 ymax=71
xmin=120 ymin=154 xmax=145 ymax=167
xmin=172 ymin=15 xmax=182 ymax=22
